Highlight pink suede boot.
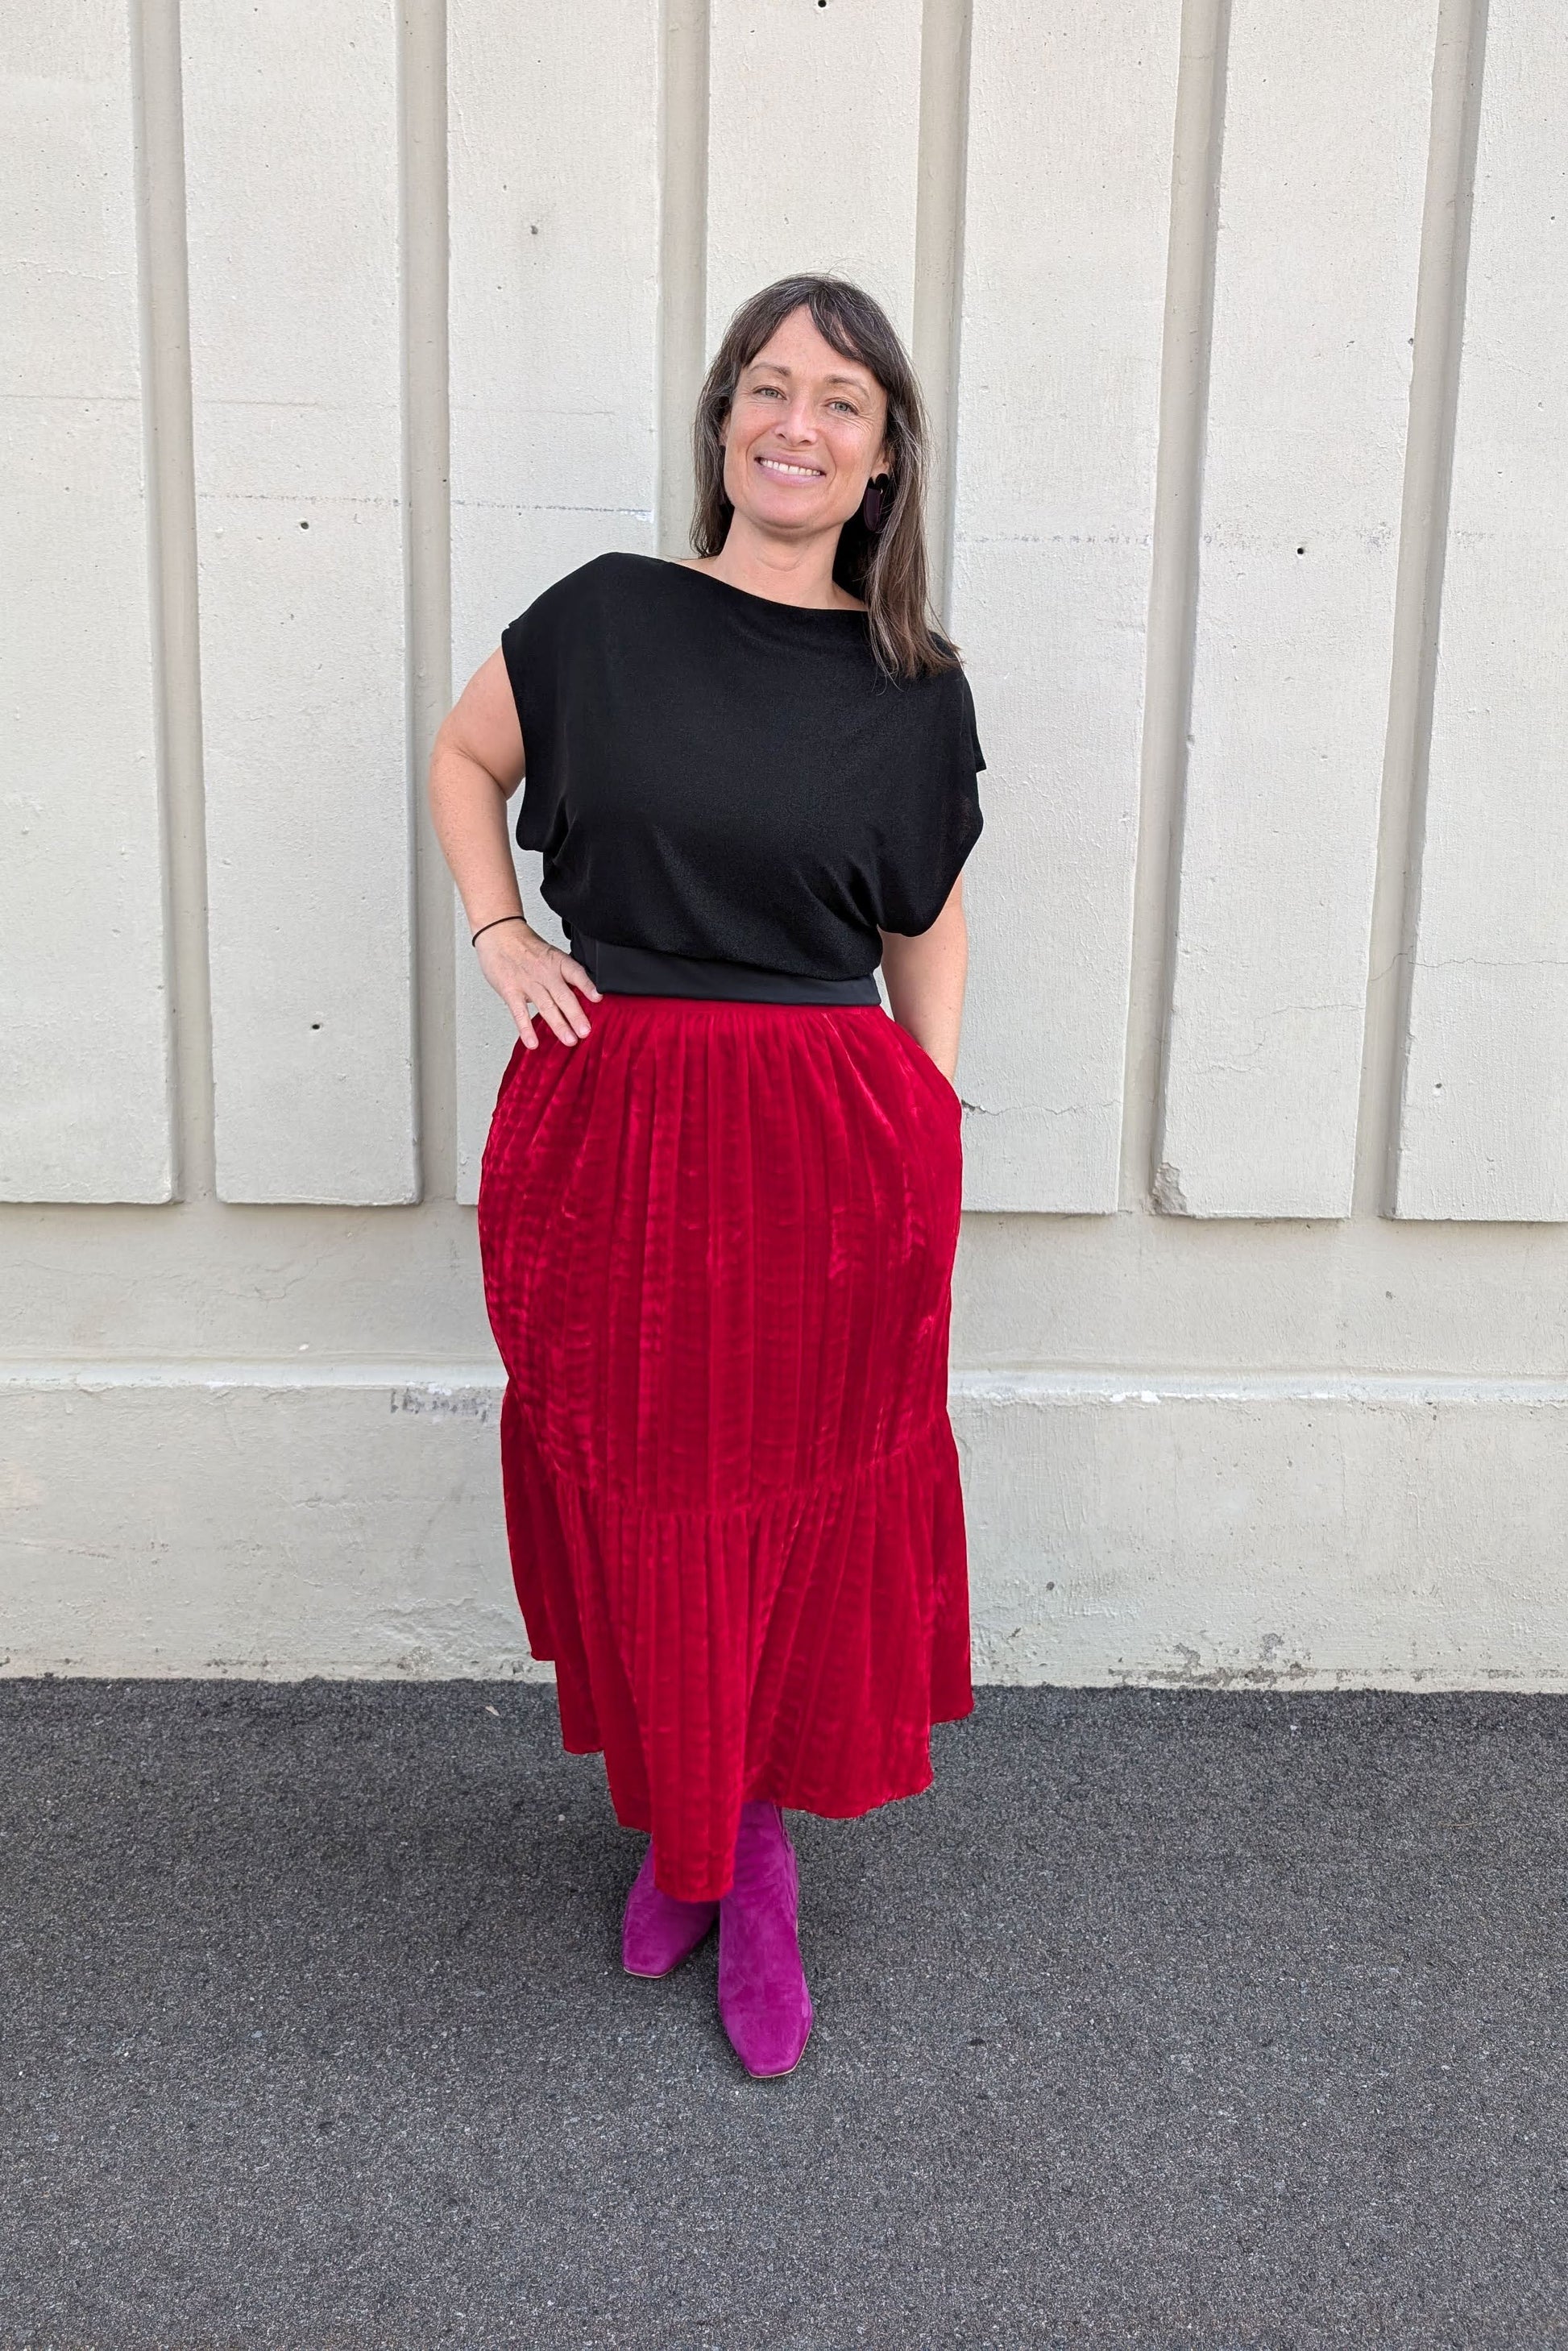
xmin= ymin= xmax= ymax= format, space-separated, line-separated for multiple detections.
xmin=621 ymin=1846 xmax=719 ymax=1978
xmin=717 ymin=1800 xmax=814 ymax=2078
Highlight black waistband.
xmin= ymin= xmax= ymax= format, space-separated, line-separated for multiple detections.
xmin=567 ymin=927 xmax=881 ymax=1006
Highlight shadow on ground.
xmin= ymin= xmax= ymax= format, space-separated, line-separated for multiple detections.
xmin=2 ymin=1680 xmax=1565 ymax=2349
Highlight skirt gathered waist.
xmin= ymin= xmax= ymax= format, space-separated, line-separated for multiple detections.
xmin=475 ymin=988 xmax=972 ymax=1901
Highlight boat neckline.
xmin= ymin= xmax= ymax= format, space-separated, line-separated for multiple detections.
xmin=631 ymin=551 xmax=870 ymax=621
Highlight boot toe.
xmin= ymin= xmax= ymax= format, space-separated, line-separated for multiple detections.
xmin=621 ymin=1849 xmax=719 ymax=1976
xmin=720 ymin=1983 xmax=815 ymax=2077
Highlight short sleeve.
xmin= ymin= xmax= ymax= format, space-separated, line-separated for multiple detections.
xmin=969 ymin=684 xmax=987 ymax=774
xmin=875 ymin=666 xmax=985 ymax=936
xmin=500 ymin=567 xmax=580 ymax=858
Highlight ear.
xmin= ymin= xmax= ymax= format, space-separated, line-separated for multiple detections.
xmin=873 ymin=391 xmax=894 ymax=477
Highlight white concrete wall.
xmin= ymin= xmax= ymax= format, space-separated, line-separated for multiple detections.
xmin=6 ymin=0 xmax=1568 ymax=1690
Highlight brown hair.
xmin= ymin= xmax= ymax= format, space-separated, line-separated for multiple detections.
xmin=691 ymin=274 xmax=960 ymax=683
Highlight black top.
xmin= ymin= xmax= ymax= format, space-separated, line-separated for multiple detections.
xmin=500 ymin=553 xmax=985 ymax=992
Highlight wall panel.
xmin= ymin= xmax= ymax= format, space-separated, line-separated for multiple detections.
xmin=184 ymin=0 xmax=415 ymax=1204
xmin=1158 ymin=0 xmax=1437 ymax=1219
xmin=0 ymin=2 xmax=172 ymax=1202
xmin=10 ymin=0 xmax=1568 ymax=1691
xmin=1395 ymin=2 xmax=1568 ymax=1220
xmin=706 ymin=0 xmax=923 ymax=346
xmin=449 ymin=0 xmax=663 ymax=1202
xmin=948 ymin=0 xmax=1182 ymax=1213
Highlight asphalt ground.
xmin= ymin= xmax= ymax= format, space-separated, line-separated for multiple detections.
xmin=2 ymin=1679 xmax=1565 ymax=2350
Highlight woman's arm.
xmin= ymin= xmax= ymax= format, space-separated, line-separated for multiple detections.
xmin=878 ymin=875 xmax=969 ymax=1087
xmin=427 ymin=649 xmax=599 ymax=1050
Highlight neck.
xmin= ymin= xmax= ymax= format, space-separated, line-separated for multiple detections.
xmin=701 ymin=514 xmax=861 ymax=611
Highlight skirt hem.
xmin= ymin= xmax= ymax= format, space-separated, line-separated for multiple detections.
xmin=548 ymin=1700 xmax=977 ymax=1823
xmin=504 ymin=1394 xmax=975 ymax=1897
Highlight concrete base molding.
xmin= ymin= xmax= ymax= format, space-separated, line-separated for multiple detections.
xmin=957 ymin=1372 xmax=1568 ymax=1691
xmin=0 ymin=1369 xmax=541 ymax=1685
xmin=2 ymin=1367 xmax=1565 ymax=1689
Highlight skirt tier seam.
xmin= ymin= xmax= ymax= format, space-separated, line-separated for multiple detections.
xmin=507 ymin=1388 xmax=956 ymax=1520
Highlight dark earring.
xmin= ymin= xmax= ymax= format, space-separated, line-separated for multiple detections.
xmin=861 ymin=472 xmax=894 ymax=535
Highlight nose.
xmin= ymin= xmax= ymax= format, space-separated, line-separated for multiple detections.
xmin=774 ymin=397 xmax=817 ymax=444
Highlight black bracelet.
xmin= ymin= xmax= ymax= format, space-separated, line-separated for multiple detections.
xmin=471 ymin=914 xmax=529 ymax=947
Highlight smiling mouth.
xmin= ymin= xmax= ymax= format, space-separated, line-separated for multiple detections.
xmin=756 ymin=455 xmax=824 ymax=480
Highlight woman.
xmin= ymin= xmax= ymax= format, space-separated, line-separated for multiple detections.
xmin=428 ymin=274 xmax=985 ymax=2079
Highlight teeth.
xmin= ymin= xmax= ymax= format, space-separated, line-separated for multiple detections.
xmin=759 ymin=457 xmax=821 ymax=478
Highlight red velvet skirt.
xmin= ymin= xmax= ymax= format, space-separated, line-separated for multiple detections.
xmin=475 ymin=990 xmax=973 ymax=1900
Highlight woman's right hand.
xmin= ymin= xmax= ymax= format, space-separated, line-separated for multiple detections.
xmin=476 ymin=920 xmax=602 ymax=1050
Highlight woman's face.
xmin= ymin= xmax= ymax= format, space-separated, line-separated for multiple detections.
xmin=720 ymin=306 xmax=892 ymax=541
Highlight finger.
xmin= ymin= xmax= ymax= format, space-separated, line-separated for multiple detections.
xmin=541 ymin=976 xmax=594 ymax=1040
xmin=532 ymin=987 xmax=590 ymax=1047
xmin=560 ymin=956 xmax=603 ymax=1002
xmin=513 ymin=997 xmax=540 ymax=1049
